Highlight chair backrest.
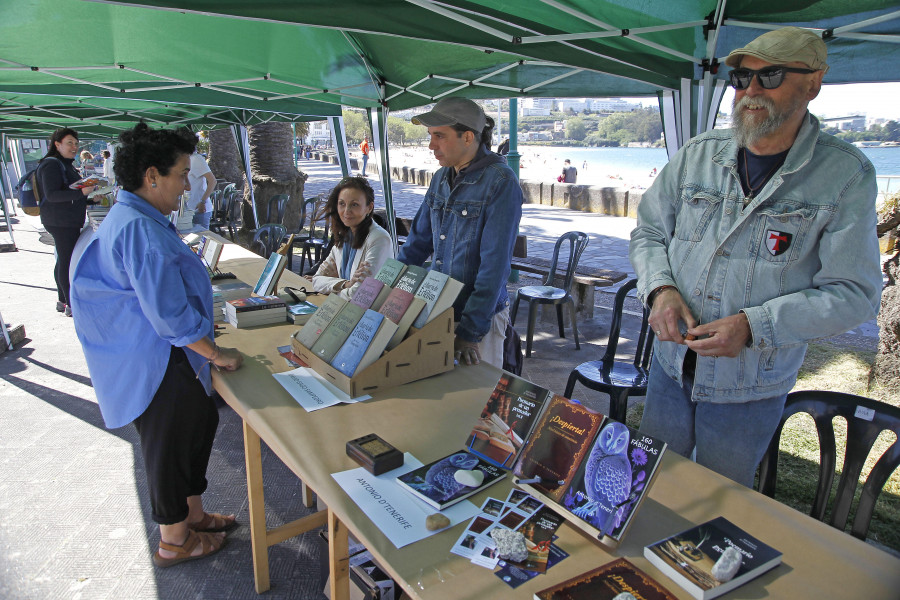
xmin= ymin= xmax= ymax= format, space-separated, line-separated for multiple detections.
xmin=251 ymin=224 xmax=286 ymax=258
xmin=266 ymin=194 xmax=289 ymax=225
xmin=601 ymin=278 xmax=654 ymax=368
xmin=303 ymin=196 xmax=330 ymax=240
xmin=758 ymin=390 xmax=900 ymax=540
xmin=544 ymin=231 xmax=589 ymax=291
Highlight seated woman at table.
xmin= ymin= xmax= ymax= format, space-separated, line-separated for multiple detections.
xmin=312 ymin=176 xmax=394 ymax=300
xmin=70 ymin=122 xmax=243 ymax=568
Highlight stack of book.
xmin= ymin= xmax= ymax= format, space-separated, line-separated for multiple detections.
xmin=225 ymin=295 xmax=287 ymax=328
xmin=212 ymin=281 xmax=254 ymax=322
xmin=293 ymin=260 xmax=463 ymax=378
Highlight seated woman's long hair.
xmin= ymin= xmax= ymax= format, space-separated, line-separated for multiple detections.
xmin=326 ymin=176 xmax=375 ymax=250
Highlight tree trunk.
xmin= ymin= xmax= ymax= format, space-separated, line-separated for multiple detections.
xmin=871 ymin=201 xmax=900 ymax=393
xmin=245 ymin=121 xmax=308 ymax=237
xmin=207 ymin=128 xmax=245 ymax=189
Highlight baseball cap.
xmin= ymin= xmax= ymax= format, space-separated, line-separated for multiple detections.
xmin=412 ymin=97 xmax=486 ymax=133
xmin=724 ymin=27 xmax=828 ymax=72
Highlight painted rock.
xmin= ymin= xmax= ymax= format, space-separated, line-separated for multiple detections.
xmin=425 ymin=513 xmax=451 ymax=531
xmin=453 ymin=468 xmax=484 ymax=487
xmin=490 ymin=528 xmax=528 ymax=562
xmin=711 ymin=546 xmax=742 ymax=582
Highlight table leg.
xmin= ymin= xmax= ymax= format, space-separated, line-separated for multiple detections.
xmin=328 ymin=509 xmax=350 ymax=600
xmin=243 ymin=421 xmax=271 ymax=593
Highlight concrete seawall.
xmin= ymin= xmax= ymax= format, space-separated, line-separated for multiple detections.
xmin=310 ymin=151 xmax=644 ymax=218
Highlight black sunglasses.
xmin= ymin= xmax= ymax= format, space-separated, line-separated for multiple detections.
xmin=729 ymin=66 xmax=817 ymax=90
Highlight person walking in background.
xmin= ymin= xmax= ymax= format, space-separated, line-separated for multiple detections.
xmin=398 ymin=96 xmax=523 ymax=369
xmin=78 ymin=150 xmax=95 ymax=176
xmin=101 ymin=149 xmax=115 ymax=185
xmin=187 ymin=151 xmax=216 ymax=229
xmin=312 ymin=176 xmax=394 ymax=300
xmin=36 ymin=128 xmax=97 ymax=317
xmin=561 ymin=159 xmax=577 ymax=183
xmin=71 ymin=123 xmax=243 ymax=569
xmin=629 ymin=27 xmax=882 ymax=487
xmin=359 ymin=136 xmax=370 ymax=176
xmin=497 ymin=138 xmax=510 ymax=156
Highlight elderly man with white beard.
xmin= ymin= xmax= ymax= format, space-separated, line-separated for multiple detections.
xmin=628 ymin=27 xmax=882 ymax=487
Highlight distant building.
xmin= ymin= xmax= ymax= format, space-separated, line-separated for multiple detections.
xmin=558 ymin=98 xmax=589 ymax=113
xmin=522 ymin=98 xmax=554 ymax=116
xmin=821 ymin=115 xmax=866 ymax=132
xmin=308 ymin=120 xmax=332 ymax=146
xmin=591 ymin=98 xmax=640 ymax=112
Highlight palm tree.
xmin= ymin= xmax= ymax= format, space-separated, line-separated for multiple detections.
xmin=248 ymin=121 xmax=307 ymax=233
xmin=872 ymin=198 xmax=900 ymax=392
xmin=207 ymin=128 xmax=245 ymax=189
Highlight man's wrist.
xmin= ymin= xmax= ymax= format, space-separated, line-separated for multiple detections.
xmin=647 ymin=285 xmax=677 ymax=308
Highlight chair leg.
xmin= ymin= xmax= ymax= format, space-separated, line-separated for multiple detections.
xmin=610 ymin=388 xmax=629 ymax=423
xmin=556 ymin=304 xmax=566 ymax=339
xmin=526 ymin=300 xmax=538 ymax=358
xmin=564 ymin=371 xmax=578 ymax=398
xmin=511 ymin=294 xmax=520 ymax=325
xmin=568 ymin=298 xmax=580 ymax=350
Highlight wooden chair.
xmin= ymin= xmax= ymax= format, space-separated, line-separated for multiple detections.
xmin=250 ymin=224 xmax=286 ymax=258
xmin=758 ymin=390 xmax=900 ymax=541
xmin=511 ymin=231 xmax=588 ymax=357
xmin=563 ymin=279 xmax=654 ymax=423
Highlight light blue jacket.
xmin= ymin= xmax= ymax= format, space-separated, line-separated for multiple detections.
xmin=398 ymin=146 xmax=523 ymax=342
xmin=630 ymin=113 xmax=882 ymax=403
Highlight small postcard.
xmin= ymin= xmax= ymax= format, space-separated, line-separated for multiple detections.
xmin=505 ymin=489 xmax=530 ymax=507
xmin=480 ymin=498 xmax=505 ymax=518
xmin=470 ymin=543 xmax=501 ymax=569
xmin=515 ymin=495 xmax=544 ymax=514
xmin=450 ymin=529 xmax=481 ymax=560
xmin=495 ymin=542 xmax=569 ymax=589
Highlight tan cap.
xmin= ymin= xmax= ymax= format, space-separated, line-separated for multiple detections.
xmin=412 ymin=97 xmax=486 ymax=133
xmin=724 ymin=27 xmax=828 ymax=72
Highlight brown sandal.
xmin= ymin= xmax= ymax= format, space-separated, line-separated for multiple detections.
xmin=152 ymin=530 xmax=226 ymax=568
xmin=188 ymin=512 xmax=238 ymax=533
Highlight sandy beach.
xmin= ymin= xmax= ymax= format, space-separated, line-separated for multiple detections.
xmin=382 ymin=145 xmax=661 ymax=190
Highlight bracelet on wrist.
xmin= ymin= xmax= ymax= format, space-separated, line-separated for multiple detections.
xmin=647 ymin=285 xmax=676 ymax=308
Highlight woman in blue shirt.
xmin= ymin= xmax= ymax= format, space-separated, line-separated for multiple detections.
xmin=71 ymin=123 xmax=243 ymax=568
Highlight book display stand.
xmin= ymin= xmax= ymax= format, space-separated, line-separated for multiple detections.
xmin=292 ymin=306 xmax=455 ymax=397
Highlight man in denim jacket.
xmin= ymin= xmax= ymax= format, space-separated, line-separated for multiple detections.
xmin=629 ymin=28 xmax=882 ymax=486
xmin=399 ymin=97 xmax=523 ymax=368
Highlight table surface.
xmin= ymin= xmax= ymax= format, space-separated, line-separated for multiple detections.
xmin=212 ymin=251 xmax=900 ymax=600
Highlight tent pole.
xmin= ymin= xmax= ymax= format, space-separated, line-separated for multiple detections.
xmin=329 ymin=116 xmax=351 ymax=178
xmin=367 ymin=107 xmax=397 ymax=251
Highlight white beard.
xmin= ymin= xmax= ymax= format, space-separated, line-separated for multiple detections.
xmin=732 ymin=94 xmax=804 ymax=149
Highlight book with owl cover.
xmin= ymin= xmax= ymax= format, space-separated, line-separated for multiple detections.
xmin=513 ymin=396 xmax=667 ymax=544
xmin=394 ymin=450 xmax=507 ymax=511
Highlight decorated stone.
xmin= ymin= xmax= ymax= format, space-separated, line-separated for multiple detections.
xmin=453 ymin=468 xmax=485 ymax=487
xmin=425 ymin=513 xmax=451 ymax=531
xmin=711 ymin=546 xmax=742 ymax=582
xmin=489 ymin=528 xmax=527 ymax=562
xmin=612 ymin=594 xmax=637 ymax=600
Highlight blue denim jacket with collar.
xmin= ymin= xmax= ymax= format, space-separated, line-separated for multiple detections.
xmin=398 ymin=146 xmax=523 ymax=342
xmin=630 ymin=112 xmax=882 ymax=403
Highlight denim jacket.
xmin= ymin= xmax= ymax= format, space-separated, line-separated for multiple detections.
xmin=630 ymin=113 xmax=882 ymax=403
xmin=398 ymin=146 xmax=523 ymax=342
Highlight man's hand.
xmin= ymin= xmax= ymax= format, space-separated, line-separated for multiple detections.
xmin=454 ymin=337 xmax=482 ymax=366
xmin=685 ymin=313 xmax=751 ymax=358
xmin=648 ymin=287 xmax=696 ymax=344
xmin=213 ymin=346 xmax=244 ymax=371
xmin=196 ymin=204 xmax=207 ymax=214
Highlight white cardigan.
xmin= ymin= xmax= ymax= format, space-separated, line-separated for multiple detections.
xmin=311 ymin=222 xmax=394 ymax=301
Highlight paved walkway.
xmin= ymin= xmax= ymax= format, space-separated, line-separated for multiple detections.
xmin=0 ymin=156 xmax=881 ymax=599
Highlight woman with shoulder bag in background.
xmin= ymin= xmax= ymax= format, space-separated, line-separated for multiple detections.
xmin=37 ymin=128 xmax=96 ymax=317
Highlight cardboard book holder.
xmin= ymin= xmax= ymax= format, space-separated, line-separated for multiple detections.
xmin=291 ymin=307 xmax=455 ymax=397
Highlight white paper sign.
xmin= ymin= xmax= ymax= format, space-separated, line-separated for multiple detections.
xmin=272 ymin=367 xmax=370 ymax=411
xmin=332 ymin=453 xmax=480 ymax=548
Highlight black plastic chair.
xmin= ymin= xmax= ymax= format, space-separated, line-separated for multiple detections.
xmin=265 ymin=194 xmax=289 ymax=225
xmin=225 ymin=193 xmax=243 ymax=241
xmin=511 ymin=231 xmax=588 ymax=357
xmin=208 ymin=189 xmax=228 ymax=234
xmin=250 ymin=224 xmax=286 ymax=258
xmin=563 ymin=279 xmax=653 ymax=423
xmin=296 ymin=197 xmax=330 ymax=275
xmin=758 ymin=390 xmax=900 ymax=541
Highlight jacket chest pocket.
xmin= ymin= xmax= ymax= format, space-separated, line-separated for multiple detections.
xmin=675 ymin=192 xmax=722 ymax=241
xmin=444 ymin=200 xmax=483 ymax=242
xmin=755 ymin=204 xmax=816 ymax=263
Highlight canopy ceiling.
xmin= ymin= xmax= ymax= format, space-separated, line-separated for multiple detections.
xmin=1 ymin=0 xmax=898 ymax=138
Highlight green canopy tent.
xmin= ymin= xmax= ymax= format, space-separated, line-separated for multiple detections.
xmin=2 ymin=0 xmax=899 ymax=237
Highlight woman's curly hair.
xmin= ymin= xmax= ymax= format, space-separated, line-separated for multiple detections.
xmin=114 ymin=123 xmax=197 ymax=192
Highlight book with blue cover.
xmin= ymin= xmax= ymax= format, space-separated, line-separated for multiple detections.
xmin=330 ymin=309 xmax=385 ymax=376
